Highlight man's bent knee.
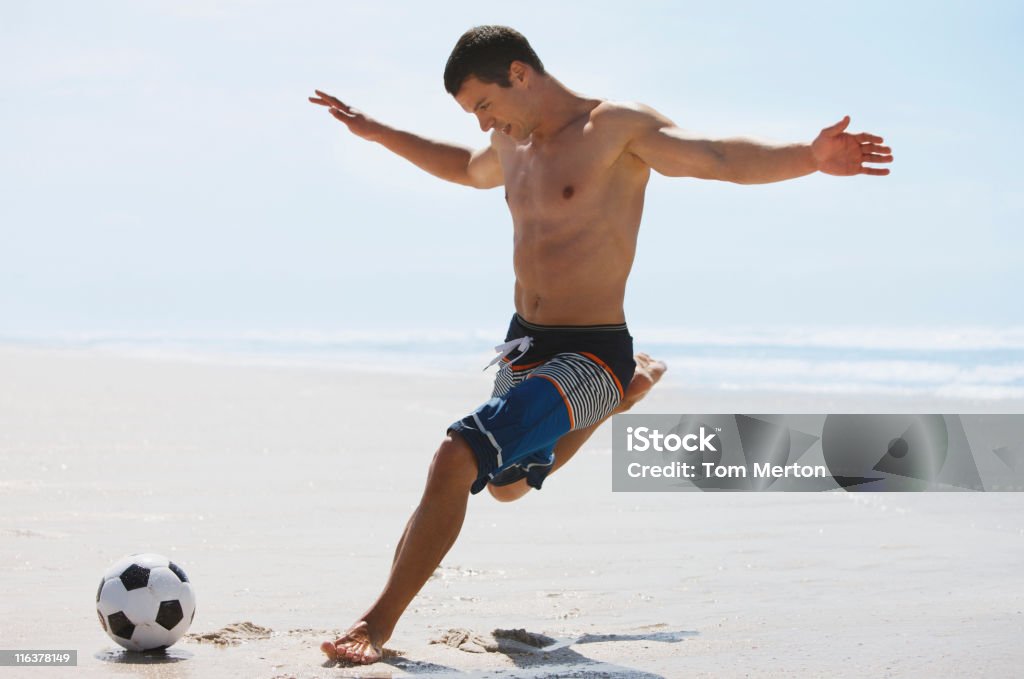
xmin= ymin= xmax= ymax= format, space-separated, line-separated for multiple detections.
xmin=487 ymin=480 xmax=529 ymax=503
xmin=428 ymin=433 xmax=478 ymax=491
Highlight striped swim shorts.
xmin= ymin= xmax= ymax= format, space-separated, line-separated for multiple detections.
xmin=448 ymin=313 xmax=636 ymax=495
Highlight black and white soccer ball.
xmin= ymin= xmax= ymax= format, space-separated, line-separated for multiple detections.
xmin=96 ymin=553 xmax=196 ymax=652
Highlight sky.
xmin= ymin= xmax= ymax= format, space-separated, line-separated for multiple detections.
xmin=1 ymin=0 xmax=1021 ymax=337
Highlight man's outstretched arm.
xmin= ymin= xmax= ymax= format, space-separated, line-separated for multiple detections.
xmin=309 ymin=89 xmax=503 ymax=189
xmin=623 ymin=104 xmax=892 ymax=184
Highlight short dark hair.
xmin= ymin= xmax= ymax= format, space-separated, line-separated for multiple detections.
xmin=443 ymin=25 xmax=545 ymax=96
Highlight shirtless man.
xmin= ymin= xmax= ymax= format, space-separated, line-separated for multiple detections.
xmin=309 ymin=25 xmax=892 ymax=665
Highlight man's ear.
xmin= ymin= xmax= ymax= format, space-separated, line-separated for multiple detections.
xmin=508 ymin=60 xmax=528 ymax=85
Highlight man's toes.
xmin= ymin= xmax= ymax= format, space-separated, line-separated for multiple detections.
xmin=325 ymin=638 xmax=359 ymax=664
xmin=336 ymin=640 xmax=376 ymax=665
xmin=636 ymin=353 xmax=667 ymax=380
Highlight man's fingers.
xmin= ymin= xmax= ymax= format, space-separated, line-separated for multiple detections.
xmin=859 ymin=166 xmax=890 ymax=176
xmin=329 ymin=108 xmax=354 ymax=121
xmin=855 ymin=132 xmax=884 ymax=144
xmin=861 ymin=140 xmax=894 ymax=164
xmin=314 ymin=90 xmax=350 ymax=110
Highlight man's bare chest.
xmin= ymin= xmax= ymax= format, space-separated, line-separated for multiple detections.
xmin=499 ymin=131 xmax=625 ymax=221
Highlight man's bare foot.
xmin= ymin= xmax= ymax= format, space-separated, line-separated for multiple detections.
xmin=320 ymin=621 xmax=382 ymax=665
xmin=617 ymin=352 xmax=668 ymax=412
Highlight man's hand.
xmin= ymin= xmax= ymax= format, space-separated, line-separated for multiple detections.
xmin=308 ymin=89 xmax=499 ymax=187
xmin=811 ymin=115 xmax=893 ymax=177
xmin=308 ymin=90 xmax=385 ymax=141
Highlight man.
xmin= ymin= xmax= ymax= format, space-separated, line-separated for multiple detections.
xmin=309 ymin=25 xmax=892 ymax=665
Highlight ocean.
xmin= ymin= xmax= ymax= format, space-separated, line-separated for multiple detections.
xmin=4 ymin=325 xmax=1024 ymax=401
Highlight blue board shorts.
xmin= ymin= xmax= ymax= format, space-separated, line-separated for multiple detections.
xmin=448 ymin=313 xmax=636 ymax=495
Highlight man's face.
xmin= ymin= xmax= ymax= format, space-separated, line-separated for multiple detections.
xmin=454 ymin=72 xmax=532 ymax=141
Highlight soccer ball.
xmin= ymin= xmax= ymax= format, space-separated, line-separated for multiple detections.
xmin=96 ymin=553 xmax=196 ymax=652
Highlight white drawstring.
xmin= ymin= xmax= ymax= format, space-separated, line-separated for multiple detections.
xmin=483 ymin=335 xmax=533 ymax=371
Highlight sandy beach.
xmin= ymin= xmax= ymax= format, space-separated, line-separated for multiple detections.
xmin=2 ymin=345 xmax=1023 ymax=678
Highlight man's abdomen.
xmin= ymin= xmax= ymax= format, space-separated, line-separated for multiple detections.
xmin=512 ymin=223 xmax=635 ymax=326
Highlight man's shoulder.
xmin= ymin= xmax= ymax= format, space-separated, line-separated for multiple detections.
xmin=488 ymin=129 xmax=515 ymax=150
xmin=577 ymin=102 xmax=670 ymax=166
xmin=589 ymin=100 xmax=672 ymax=134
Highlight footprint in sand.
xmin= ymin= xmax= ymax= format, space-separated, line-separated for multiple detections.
xmin=186 ymin=621 xmax=274 ymax=646
xmin=430 ymin=628 xmax=558 ymax=654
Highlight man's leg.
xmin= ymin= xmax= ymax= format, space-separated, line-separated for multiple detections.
xmin=387 ymin=353 xmax=665 ymax=571
xmin=487 ymin=353 xmax=666 ymax=503
xmin=321 ymin=432 xmax=478 ymax=665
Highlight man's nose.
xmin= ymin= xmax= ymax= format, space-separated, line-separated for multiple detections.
xmin=477 ymin=115 xmax=493 ymax=132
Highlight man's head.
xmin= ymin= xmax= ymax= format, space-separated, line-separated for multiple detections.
xmin=443 ymin=26 xmax=545 ymax=96
xmin=444 ymin=26 xmax=547 ymax=140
